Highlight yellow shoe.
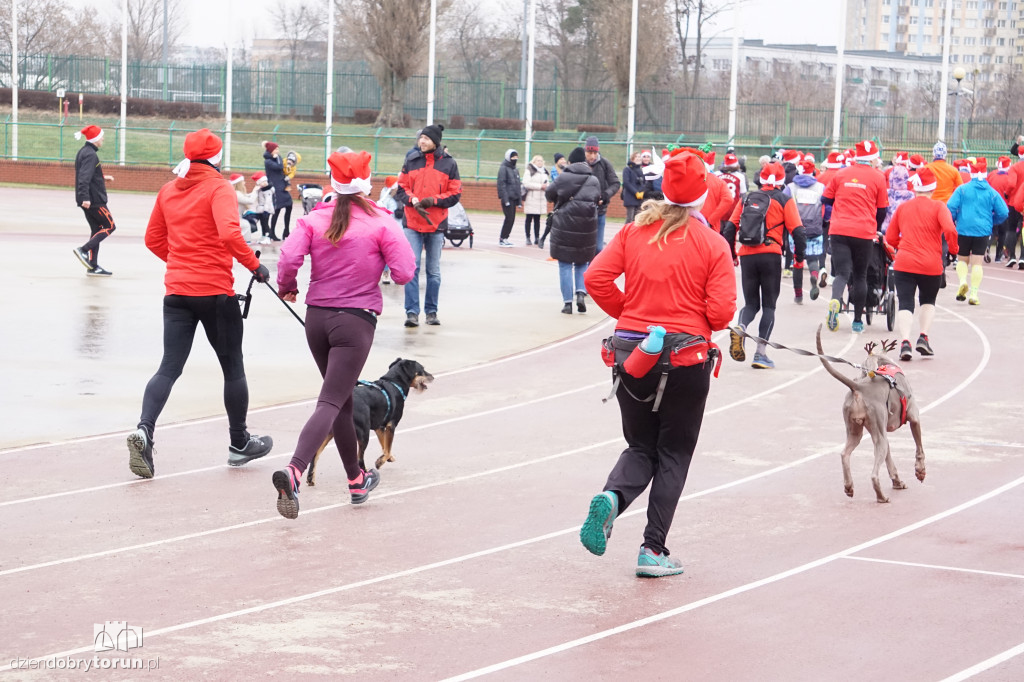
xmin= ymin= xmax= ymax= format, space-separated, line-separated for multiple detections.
xmin=826 ymin=299 xmax=841 ymax=331
xmin=956 ymin=284 xmax=968 ymax=302
xmin=729 ymin=327 xmax=746 ymax=362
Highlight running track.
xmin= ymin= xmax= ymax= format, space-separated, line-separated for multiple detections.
xmin=3 ymin=265 xmax=1024 ymax=680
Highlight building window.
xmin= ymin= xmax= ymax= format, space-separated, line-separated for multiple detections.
xmin=882 ymin=32 xmax=890 ymax=41
xmin=965 ymin=0 xmax=977 ymax=7
xmin=911 ymin=16 xmax=919 ymax=24
xmin=966 ymin=19 xmax=977 ymax=28
xmin=963 ymin=54 xmax=975 ymax=62
xmin=883 ymin=14 xmax=890 ymax=23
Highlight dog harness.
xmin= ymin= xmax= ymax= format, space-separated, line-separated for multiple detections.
xmin=870 ymin=364 xmax=909 ymax=427
xmin=356 ymin=380 xmax=408 ymax=424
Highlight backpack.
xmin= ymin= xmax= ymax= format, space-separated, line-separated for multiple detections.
xmin=788 ymin=182 xmax=825 ymax=237
xmin=737 ymin=190 xmax=774 ymax=245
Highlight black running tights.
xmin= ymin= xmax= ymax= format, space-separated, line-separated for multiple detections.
xmin=829 ymin=235 xmax=874 ymax=323
xmin=738 ymin=252 xmax=782 ymax=340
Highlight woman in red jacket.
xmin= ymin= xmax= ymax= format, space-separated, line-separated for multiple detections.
xmin=884 ymin=167 xmax=959 ymax=360
xmin=580 ymin=151 xmax=737 ymax=578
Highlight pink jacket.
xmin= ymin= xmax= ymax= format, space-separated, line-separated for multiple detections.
xmin=277 ymin=200 xmax=415 ymax=313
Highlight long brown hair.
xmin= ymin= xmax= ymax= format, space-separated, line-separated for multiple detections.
xmin=325 ymin=193 xmax=376 ymax=245
xmin=635 ymin=199 xmax=694 ymax=247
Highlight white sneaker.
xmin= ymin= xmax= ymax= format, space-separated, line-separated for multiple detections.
xmin=498 ymin=239 xmax=514 ymax=248
xmin=259 ymin=236 xmax=272 ymax=245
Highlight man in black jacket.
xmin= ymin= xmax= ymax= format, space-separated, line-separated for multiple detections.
xmin=583 ymin=136 xmax=621 ymax=253
xmin=72 ymin=125 xmax=116 ymax=276
xmin=497 ymin=149 xmax=523 ymax=247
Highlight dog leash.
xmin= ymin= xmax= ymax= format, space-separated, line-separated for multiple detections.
xmin=728 ymin=326 xmax=868 ymax=372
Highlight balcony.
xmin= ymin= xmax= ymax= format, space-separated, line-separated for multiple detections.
xmin=898 ymin=5 xmax=909 ymax=15
xmin=870 ymin=78 xmax=888 ymax=86
xmin=895 ymin=42 xmax=909 ymax=52
xmin=986 ymin=28 xmax=998 ymax=37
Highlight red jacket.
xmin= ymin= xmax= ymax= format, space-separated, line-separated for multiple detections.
xmin=584 ymin=216 xmax=736 ymax=340
xmin=146 ymin=164 xmax=260 ymax=296
xmin=394 ymin=147 xmax=463 ymax=233
xmin=885 ymin=196 xmax=958 ymax=276
xmin=727 ymin=187 xmax=803 ymax=257
xmin=1006 ymin=160 xmax=1024 ymax=211
xmin=701 ymin=172 xmax=732 ymax=228
xmin=988 ymin=170 xmax=1014 ymax=204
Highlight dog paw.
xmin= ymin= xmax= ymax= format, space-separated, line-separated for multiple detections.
xmin=306 ymin=474 xmax=316 ymax=487
xmin=892 ymin=479 xmax=907 ymax=490
xmin=916 ymin=469 xmax=926 ymax=482
xmin=876 ymin=496 xmax=890 ymax=503
xmin=375 ymin=455 xmax=386 ymax=470
xmin=845 ymin=486 xmax=854 ymax=498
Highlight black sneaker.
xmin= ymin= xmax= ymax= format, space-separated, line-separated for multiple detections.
xmin=405 ymin=313 xmax=419 ymax=328
xmin=272 ymin=466 xmax=300 ymax=519
xmin=561 ymin=303 xmax=572 ymax=315
xmin=228 ymin=434 xmax=274 ymax=466
xmin=900 ymin=340 xmax=913 ymax=362
xmin=72 ymin=247 xmax=92 ymax=270
xmin=86 ymin=266 xmax=113 ymax=277
xmin=349 ymin=468 xmax=380 ymax=505
xmin=425 ymin=312 xmax=441 ymax=325
xmin=127 ymin=428 xmax=155 ymax=479
xmin=576 ymin=292 xmax=587 ymax=313
xmin=916 ymin=334 xmax=934 ymax=356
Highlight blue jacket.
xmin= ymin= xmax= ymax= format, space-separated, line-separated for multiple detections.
xmin=947 ymin=179 xmax=1008 ymax=237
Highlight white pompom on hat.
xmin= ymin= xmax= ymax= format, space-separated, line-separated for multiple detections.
xmin=74 ymin=125 xmax=103 ymax=143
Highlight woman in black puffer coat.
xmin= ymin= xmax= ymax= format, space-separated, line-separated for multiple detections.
xmin=545 ymin=146 xmax=600 ymax=314
xmin=263 ymin=141 xmax=293 ymax=240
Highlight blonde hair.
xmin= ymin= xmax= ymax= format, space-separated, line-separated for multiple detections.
xmin=531 ymin=155 xmax=544 ymax=166
xmin=635 ymin=199 xmax=694 ymax=246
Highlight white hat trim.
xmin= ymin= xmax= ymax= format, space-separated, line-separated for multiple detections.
xmin=666 ymin=189 xmax=708 ymax=208
xmin=331 ymin=175 xmax=372 ymax=196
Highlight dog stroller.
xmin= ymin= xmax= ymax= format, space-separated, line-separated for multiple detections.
xmin=840 ymin=234 xmax=896 ymax=331
xmin=298 ymin=184 xmax=323 ymax=215
xmin=443 ymin=201 xmax=474 ymax=248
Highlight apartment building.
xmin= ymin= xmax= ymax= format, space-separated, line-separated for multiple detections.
xmin=847 ymin=0 xmax=1022 ymax=81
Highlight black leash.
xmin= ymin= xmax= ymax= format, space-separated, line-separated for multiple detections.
xmin=260 ymin=279 xmax=306 ymax=327
xmin=728 ymin=325 xmax=867 ymax=372
xmin=237 ymin=249 xmax=306 ymax=327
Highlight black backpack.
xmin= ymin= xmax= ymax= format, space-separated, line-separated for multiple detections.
xmin=737 ymin=190 xmax=784 ymax=246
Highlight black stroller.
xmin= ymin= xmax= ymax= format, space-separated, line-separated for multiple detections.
xmin=443 ymin=201 xmax=474 ymax=248
xmin=840 ymin=234 xmax=896 ymax=331
xmin=298 ymin=184 xmax=323 ymax=215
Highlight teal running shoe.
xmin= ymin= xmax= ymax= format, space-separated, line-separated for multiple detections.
xmin=636 ymin=546 xmax=685 ymax=578
xmin=580 ymin=491 xmax=618 ymax=556
xmin=851 ymin=320 xmax=864 ymax=333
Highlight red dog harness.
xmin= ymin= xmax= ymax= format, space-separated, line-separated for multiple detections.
xmin=872 ymin=364 xmax=908 ymax=427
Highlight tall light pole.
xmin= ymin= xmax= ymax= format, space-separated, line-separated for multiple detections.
xmin=524 ymin=0 xmax=536 ymax=159
xmin=831 ymin=0 xmax=848 ymax=151
xmin=625 ymin=0 xmax=638 ymax=157
xmin=426 ymin=0 xmax=437 ymax=124
xmin=325 ymin=0 xmax=335 ymax=164
xmin=937 ymin=0 xmax=955 ymax=141
xmin=518 ymin=0 xmax=528 ymax=120
xmin=726 ymin=3 xmax=740 ymax=145
xmin=224 ymin=0 xmax=234 ymax=169
xmin=162 ymin=0 xmax=169 ymax=100
xmin=120 ymin=0 xmax=128 ymax=166
xmin=953 ymin=66 xmax=966 ymax=155
xmin=11 ymin=0 xmax=18 ymax=160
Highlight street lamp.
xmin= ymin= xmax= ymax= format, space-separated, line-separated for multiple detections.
xmin=953 ymin=66 xmax=966 ymax=155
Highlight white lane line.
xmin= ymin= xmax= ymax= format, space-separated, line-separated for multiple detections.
xmin=440 ymin=473 xmax=1024 ymax=682
xmin=939 ymin=641 xmax=1024 ymax=682
xmin=841 ymin=556 xmax=1024 ymax=580
xmin=0 ymin=338 xmax=853 ymax=575
xmin=979 ymin=290 xmax=1024 ymax=304
xmin=0 ymin=319 xmax=615 ymax=456
xmin=984 ymin=274 xmax=1024 ymax=286
xmin=0 ymin=381 xmax=608 ymax=508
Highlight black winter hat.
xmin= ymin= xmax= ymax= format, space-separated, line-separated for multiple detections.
xmin=553 ymin=152 xmax=565 ymax=162
xmin=568 ymin=147 xmax=586 ymax=164
xmin=421 ymin=124 xmax=445 ymax=147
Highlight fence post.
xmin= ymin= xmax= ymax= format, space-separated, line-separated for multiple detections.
xmin=785 ymin=101 xmax=791 ymax=137
xmin=670 ymin=95 xmax=676 ymax=132
xmin=104 ymin=58 xmax=110 ymax=95
xmin=902 ymin=114 xmax=908 ymax=145
xmin=499 ymin=83 xmax=505 ymax=119
xmin=168 ymin=121 xmax=176 ymax=166
xmin=476 ymin=129 xmax=484 ymax=180
xmin=555 ymin=81 xmax=560 ymax=130
xmin=59 ymin=123 xmax=64 ymax=161
xmin=373 ymin=127 xmax=381 ymax=174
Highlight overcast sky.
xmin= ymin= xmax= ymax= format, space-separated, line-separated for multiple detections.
xmin=83 ymin=0 xmax=843 ymax=52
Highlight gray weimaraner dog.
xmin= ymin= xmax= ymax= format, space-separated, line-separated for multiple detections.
xmin=816 ymin=325 xmax=926 ymax=502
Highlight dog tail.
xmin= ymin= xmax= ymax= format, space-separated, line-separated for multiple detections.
xmin=816 ymin=324 xmax=860 ymax=394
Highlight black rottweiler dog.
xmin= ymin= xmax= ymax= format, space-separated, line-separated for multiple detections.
xmin=306 ymin=358 xmax=434 ymax=486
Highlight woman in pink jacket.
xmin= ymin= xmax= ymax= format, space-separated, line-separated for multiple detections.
xmin=272 ymin=151 xmax=416 ymax=518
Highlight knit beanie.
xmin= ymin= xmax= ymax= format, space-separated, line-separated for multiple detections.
xmin=568 ymin=147 xmax=586 ymax=164
xmin=421 ymin=124 xmax=444 ymax=147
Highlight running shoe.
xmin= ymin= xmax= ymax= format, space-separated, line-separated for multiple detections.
xmin=969 ymin=295 xmax=980 ymax=306
xmin=405 ymin=313 xmax=419 ymax=328
xmin=1018 ymin=261 xmax=1024 ymax=271
xmin=72 ymin=247 xmax=92 ymax=270
xmin=956 ymin=284 xmax=968 ymax=302
xmin=127 ymin=428 xmax=155 ymax=479
xmin=576 ymin=292 xmax=587 ymax=313
xmin=984 ymin=251 xmax=992 ymax=263
xmin=1005 ymin=259 xmax=1017 ymax=268
xmin=819 ymin=271 xmax=829 ymax=288
xmin=228 ymin=434 xmax=274 ymax=466
xmin=86 ymin=266 xmax=113 ymax=277
xmin=915 ymin=334 xmax=934 ymax=356
xmin=826 ymin=299 xmax=841 ymax=332
xmin=425 ymin=312 xmax=441 ymax=325
xmin=851 ymin=321 xmax=864 ymax=333
xmin=729 ymin=327 xmax=746 ymax=362
xmin=794 ymin=294 xmax=804 ymax=305
xmin=783 ymin=268 xmax=793 ymax=278
xmin=349 ymin=468 xmax=380 ymax=504
xmin=636 ymin=546 xmax=684 ymax=578
xmin=751 ymin=353 xmax=775 ymax=369
xmin=272 ymin=466 xmax=301 ymax=519
xmin=810 ymin=277 xmax=820 ymax=301
xmin=498 ymin=239 xmax=514 ymax=248
xmin=900 ymin=340 xmax=913 ymax=362
xmin=580 ymin=491 xmax=618 ymax=556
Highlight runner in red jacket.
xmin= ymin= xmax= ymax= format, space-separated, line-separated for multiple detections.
xmin=127 ymin=128 xmax=274 ymax=480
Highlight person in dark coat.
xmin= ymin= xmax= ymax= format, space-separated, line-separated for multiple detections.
xmin=546 ymin=146 xmax=600 ymax=314
xmin=583 ymin=136 xmax=621 ymax=254
xmin=497 ymin=149 xmax=523 ymax=246
xmin=263 ymin=140 xmax=293 ymax=240
xmin=621 ymin=151 xmax=646 ymax=224
xmin=71 ymin=124 xmax=117 ymax=276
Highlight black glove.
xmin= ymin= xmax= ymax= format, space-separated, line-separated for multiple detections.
xmin=252 ymin=263 xmax=270 ymax=283
xmin=417 ymin=196 xmax=435 ymax=208
xmin=946 ymin=251 xmax=958 ymax=267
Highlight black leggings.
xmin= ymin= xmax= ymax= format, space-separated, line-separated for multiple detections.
xmin=738 ymin=252 xmax=782 ymax=340
xmin=604 ymin=361 xmax=712 ymax=556
xmin=893 ymin=270 xmax=941 ymax=312
xmin=525 ymin=214 xmax=540 ymax=240
xmin=1005 ymin=209 xmax=1022 ymax=259
xmin=289 ymin=307 xmax=376 ymax=480
xmin=139 ymin=294 xmax=249 ymax=447
xmin=829 ymin=234 xmax=874 ymax=322
xmin=500 ymin=203 xmax=517 ymax=240
xmin=81 ymin=205 xmax=117 ymax=267
xmin=272 ymin=204 xmax=293 ymax=239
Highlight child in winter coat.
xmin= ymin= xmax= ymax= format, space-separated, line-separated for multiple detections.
xmin=231 ymin=174 xmax=260 ymax=244
xmin=251 ymin=172 xmax=276 ymax=244
xmin=522 ymin=155 xmax=550 ymax=246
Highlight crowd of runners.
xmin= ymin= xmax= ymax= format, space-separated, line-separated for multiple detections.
xmin=66 ymin=123 xmax=1017 ymax=578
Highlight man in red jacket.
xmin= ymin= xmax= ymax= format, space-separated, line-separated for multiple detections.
xmin=987 ymin=156 xmax=1014 ymax=262
xmin=127 ymin=129 xmax=274 ymax=480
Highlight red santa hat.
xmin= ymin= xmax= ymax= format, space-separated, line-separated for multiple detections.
xmin=74 ymin=125 xmax=103 ymax=143
xmin=997 ymin=156 xmax=1012 ymax=171
xmin=759 ymin=162 xmax=786 ymax=187
xmin=855 ymin=139 xmax=879 ymax=162
xmin=229 ymin=173 xmax=244 ymax=185
xmin=893 ymin=151 xmax=910 ymax=167
xmin=172 ymin=128 xmax=223 ymax=178
xmin=803 ymin=153 xmax=816 ymax=165
xmin=824 ymin=152 xmax=844 ymax=169
xmin=661 ymin=151 xmax=709 ymax=207
xmin=970 ymin=158 xmax=988 ymax=178
xmin=910 ymin=167 xmax=937 ymax=193
xmin=723 ymin=153 xmax=739 ymax=168
xmin=909 ymin=154 xmax=925 ymax=169
xmin=843 ymin=148 xmax=856 ymax=165
xmin=251 ymin=171 xmax=267 ymax=183
xmin=703 ymin=151 xmax=716 ymax=170
xmin=782 ymin=149 xmax=803 ymax=165
xmin=384 ymin=175 xmax=398 ymax=188
xmin=328 ymin=150 xmax=373 ymax=195
xmin=799 ymin=160 xmax=816 ymax=176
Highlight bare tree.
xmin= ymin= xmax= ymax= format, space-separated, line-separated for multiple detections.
xmin=593 ymin=0 xmax=670 ymax=133
xmin=537 ymin=0 xmax=608 ymax=124
xmin=443 ymin=0 xmax=509 ymax=81
xmin=269 ymin=1 xmax=327 ymax=66
xmin=672 ymin=0 xmax=731 ymax=98
xmin=120 ymin=0 xmax=186 ymax=64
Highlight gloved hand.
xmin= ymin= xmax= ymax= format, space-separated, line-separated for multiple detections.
xmin=635 ymin=191 xmax=644 ymax=200
xmin=417 ymin=196 xmax=434 ymax=208
xmin=946 ymin=251 xmax=958 ymax=267
xmin=252 ymin=263 xmax=270 ymax=283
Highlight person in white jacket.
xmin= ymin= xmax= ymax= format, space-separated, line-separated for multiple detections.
xmin=522 ymin=155 xmax=551 ymax=247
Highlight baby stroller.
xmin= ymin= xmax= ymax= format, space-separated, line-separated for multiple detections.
xmin=298 ymin=184 xmax=323 ymax=215
xmin=840 ymin=234 xmax=896 ymax=331
xmin=443 ymin=201 xmax=474 ymax=248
